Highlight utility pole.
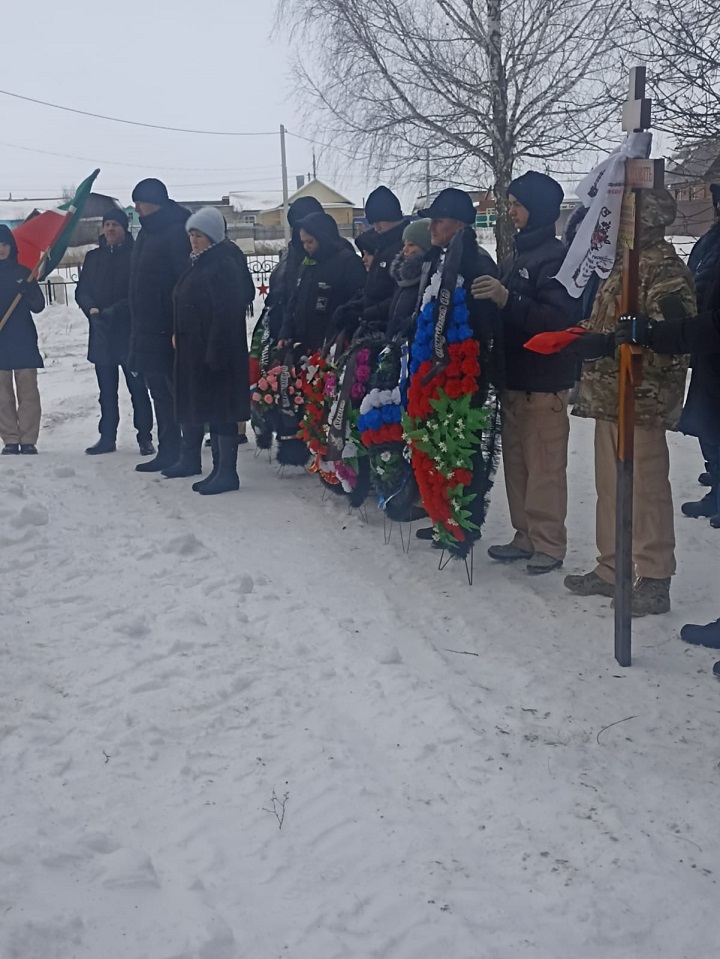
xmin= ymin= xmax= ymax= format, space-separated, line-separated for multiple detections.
xmin=312 ymin=150 xmax=317 ymax=181
xmin=280 ymin=124 xmax=290 ymax=244
xmin=425 ymin=148 xmax=431 ymax=203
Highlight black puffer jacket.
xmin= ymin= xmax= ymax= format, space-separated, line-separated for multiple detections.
xmin=280 ymin=213 xmax=367 ymax=353
xmin=386 ymin=250 xmax=425 ymax=341
xmin=676 ymin=260 xmax=720 ymax=445
xmin=128 ymin=200 xmax=191 ymax=373
xmin=688 ymin=220 xmax=720 ymax=309
xmin=499 ymin=224 xmax=581 ymax=392
xmin=173 ymin=240 xmax=254 ymax=425
xmin=75 ymin=234 xmax=134 ymax=365
xmin=0 ymin=227 xmax=45 ymax=371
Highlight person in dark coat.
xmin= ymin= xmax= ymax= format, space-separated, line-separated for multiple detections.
xmin=259 ymin=196 xmax=324 ymax=347
xmin=0 ymin=225 xmax=45 ymax=455
xmin=472 ymin=171 xmax=581 ymax=574
xmin=128 ymin=178 xmax=191 ymax=473
xmin=171 ymin=207 xmax=255 ymax=495
xmin=386 ymin=218 xmax=432 ymax=342
xmin=680 ymin=182 xmax=720 ymax=510
xmin=75 ymin=209 xmax=154 ymax=456
xmin=334 ymin=187 xmax=411 ymax=339
xmin=278 ymin=212 xmax=367 ymax=354
xmin=615 ymin=280 xmax=720 ymax=655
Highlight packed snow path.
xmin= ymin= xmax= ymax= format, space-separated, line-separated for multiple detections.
xmin=1 ymin=305 xmax=717 ymax=959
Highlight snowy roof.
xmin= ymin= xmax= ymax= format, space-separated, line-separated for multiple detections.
xmin=0 ymin=198 xmax=62 ymax=221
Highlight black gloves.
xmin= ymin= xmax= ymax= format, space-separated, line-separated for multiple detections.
xmin=615 ymin=313 xmax=656 ymax=348
xmin=560 ymin=331 xmax=616 ymax=360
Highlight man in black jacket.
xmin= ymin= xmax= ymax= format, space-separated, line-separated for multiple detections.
xmin=76 ymin=209 xmax=154 ymax=456
xmin=128 ymin=178 xmax=191 ymax=473
xmin=473 ymin=171 xmax=581 ymax=574
xmin=335 ymin=186 xmax=410 ymax=339
xmin=681 ymin=183 xmax=720 ymax=512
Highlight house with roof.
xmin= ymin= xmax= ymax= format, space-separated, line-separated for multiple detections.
xmin=665 ymin=139 xmax=720 ymax=237
xmin=257 ymin=178 xmax=364 ymax=233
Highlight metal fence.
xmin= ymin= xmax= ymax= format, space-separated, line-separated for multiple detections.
xmin=41 ymin=254 xmax=281 ymax=308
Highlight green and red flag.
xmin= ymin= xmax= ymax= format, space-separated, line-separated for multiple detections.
xmin=13 ymin=168 xmax=100 ymax=279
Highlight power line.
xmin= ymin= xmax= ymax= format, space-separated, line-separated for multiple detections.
xmin=0 ymin=140 xmax=277 ymax=174
xmin=0 ymin=89 xmax=278 ymax=137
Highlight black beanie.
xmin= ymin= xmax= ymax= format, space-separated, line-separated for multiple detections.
xmin=0 ymin=224 xmax=18 ymax=257
xmin=287 ymin=195 xmax=324 ymax=228
xmin=419 ymin=188 xmax=476 ymax=225
xmin=131 ymin=178 xmax=170 ymax=205
xmin=507 ymin=171 xmax=564 ymax=229
xmin=365 ymin=186 xmax=403 ymax=224
xmin=102 ymin=207 xmax=129 ymax=231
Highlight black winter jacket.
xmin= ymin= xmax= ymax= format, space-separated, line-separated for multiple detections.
xmin=173 ymin=240 xmax=254 ymax=425
xmin=128 ymin=201 xmax=191 ymax=374
xmin=0 ymin=253 xmax=45 ymax=371
xmin=688 ymin=220 xmax=720 ymax=310
xmin=75 ymin=234 xmax=134 ymax=366
xmin=499 ymin=224 xmax=581 ymax=392
xmin=280 ymin=234 xmax=367 ymax=354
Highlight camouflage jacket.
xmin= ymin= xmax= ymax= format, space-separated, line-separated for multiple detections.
xmin=573 ymin=239 xmax=696 ymax=430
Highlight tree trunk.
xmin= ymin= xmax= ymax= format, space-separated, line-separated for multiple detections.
xmin=486 ymin=0 xmax=514 ymax=262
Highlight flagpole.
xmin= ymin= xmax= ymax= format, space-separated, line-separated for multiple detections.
xmin=0 ymin=248 xmax=50 ymax=335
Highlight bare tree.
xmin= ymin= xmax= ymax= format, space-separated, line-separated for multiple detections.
xmin=629 ymin=0 xmax=720 ymax=144
xmin=277 ymin=0 xmax=628 ymax=256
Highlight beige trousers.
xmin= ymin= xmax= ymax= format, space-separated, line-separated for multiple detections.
xmin=501 ymin=389 xmax=570 ymax=560
xmin=593 ymin=419 xmax=676 ymax=583
xmin=0 ymin=369 xmax=42 ymax=445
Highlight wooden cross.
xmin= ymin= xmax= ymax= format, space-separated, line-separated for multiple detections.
xmin=614 ymin=66 xmax=664 ymax=667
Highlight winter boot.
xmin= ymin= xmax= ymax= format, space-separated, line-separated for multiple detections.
xmin=192 ymin=434 xmax=220 ymax=492
xmin=698 ymin=471 xmax=712 ymax=487
xmin=19 ymin=444 xmax=37 ymax=455
xmin=197 ymin=435 xmax=239 ymax=495
xmin=681 ymin=492 xmax=717 ymax=518
xmin=526 ymin=552 xmax=563 ymax=575
xmin=2 ymin=444 xmax=20 ymax=455
xmin=680 ymin=618 xmax=720 ymax=650
xmin=138 ymin=438 xmax=156 ymax=456
xmin=86 ymin=437 xmax=117 ymax=455
xmin=136 ymin=449 xmax=178 ymax=473
xmin=710 ymin=514 xmax=720 ymax=529
xmin=488 ymin=542 xmax=534 ymax=562
xmin=631 ymin=577 xmax=671 ymax=617
xmin=161 ymin=426 xmax=203 ymax=478
xmin=564 ymin=570 xmax=615 ymax=597
xmin=713 ymin=660 xmax=720 ymax=679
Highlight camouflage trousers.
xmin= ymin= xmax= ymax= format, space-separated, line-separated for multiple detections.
xmin=593 ymin=420 xmax=676 ymax=582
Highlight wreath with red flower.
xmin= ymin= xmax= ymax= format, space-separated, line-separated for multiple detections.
xmin=403 ymin=286 xmax=488 ymax=554
xmin=299 ymin=351 xmax=342 ymax=488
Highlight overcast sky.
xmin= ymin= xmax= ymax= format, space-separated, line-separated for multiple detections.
xmin=1 ymin=0 xmax=395 ymax=208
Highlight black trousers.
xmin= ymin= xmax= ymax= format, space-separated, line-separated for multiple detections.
xmin=95 ymin=363 xmax=153 ymax=442
xmin=144 ymin=371 xmax=181 ymax=460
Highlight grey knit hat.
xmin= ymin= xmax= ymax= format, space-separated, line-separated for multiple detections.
xmin=402 ymin=218 xmax=432 ymax=252
xmin=186 ymin=207 xmax=226 ymax=245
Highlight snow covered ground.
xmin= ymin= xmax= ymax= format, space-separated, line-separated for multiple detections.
xmin=1 ymin=304 xmax=718 ymax=959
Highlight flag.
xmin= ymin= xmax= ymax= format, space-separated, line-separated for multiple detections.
xmin=13 ymin=169 xmax=100 ymax=279
xmin=524 ymin=328 xmax=588 ymax=354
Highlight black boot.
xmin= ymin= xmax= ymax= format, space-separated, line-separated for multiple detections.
xmin=86 ymin=436 xmax=117 ymax=455
xmin=136 ymin=448 xmax=179 ymax=473
xmin=680 ymin=618 xmax=720 ymax=650
xmin=192 ymin=433 xmax=219 ymax=492
xmin=681 ymin=492 xmax=717 ymax=518
xmin=197 ymin=435 xmax=239 ymax=495
xmin=161 ymin=425 xmax=203 ymax=478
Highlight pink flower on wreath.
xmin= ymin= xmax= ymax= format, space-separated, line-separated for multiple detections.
xmin=350 ymin=382 xmax=365 ymax=401
xmin=294 ymin=394 xmax=304 ymax=405
xmin=335 ymin=460 xmax=357 ymax=485
xmin=257 ymin=377 xmax=268 ymax=391
xmin=324 ymin=375 xmax=337 ymax=396
xmin=357 ymin=348 xmax=370 ymax=364
xmin=252 ymin=392 xmax=262 ymax=402
xmin=264 ymin=395 xmax=274 ymax=405
xmin=356 ymin=364 xmax=371 ymax=383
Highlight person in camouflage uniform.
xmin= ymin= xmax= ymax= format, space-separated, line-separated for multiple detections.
xmin=565 ymin=188 xmax=696 ymax=616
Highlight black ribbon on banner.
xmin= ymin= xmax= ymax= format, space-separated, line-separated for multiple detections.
xmin=420 ymin=228 xmax=466 ymax=386
xmin=325 ymin=347 xmax=359 ymax=461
